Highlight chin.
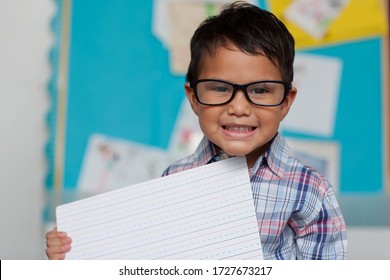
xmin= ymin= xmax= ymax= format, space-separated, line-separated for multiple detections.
xmin=221 ymin=142 xmax=267 ymax=159
xmin=221 ymin=147 xmax=252 ymax=157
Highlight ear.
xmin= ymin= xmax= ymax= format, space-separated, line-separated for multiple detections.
xmin=280 ymin=86 xmax=297 ymax=121
xmin=185 ymin=82 xmax=200 ymax=116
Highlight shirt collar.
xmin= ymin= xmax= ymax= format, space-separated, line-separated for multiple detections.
xmin=246 ymin=133 xmax=290 ymax=178
xmin=194 ymin=136 xmax=223 ymax=167
xmin=260 ymin=133 xmax=290 ymax=178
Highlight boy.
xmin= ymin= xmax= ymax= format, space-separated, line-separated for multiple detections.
xmin=46 ymin=1 xmax=347 ymax=260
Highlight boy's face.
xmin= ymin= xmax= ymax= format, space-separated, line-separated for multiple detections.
xmin=185 ymin=45 xmax=297 ymax=168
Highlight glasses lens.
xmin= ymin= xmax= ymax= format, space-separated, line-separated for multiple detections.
xmin=196 ymin=81 xmax=233 ymax=105
xmin=247 ymin=82 xmax=285 ymax=106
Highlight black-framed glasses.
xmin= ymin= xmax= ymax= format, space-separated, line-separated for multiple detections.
xmin=190 ymin=79 xmax=292 ymax=107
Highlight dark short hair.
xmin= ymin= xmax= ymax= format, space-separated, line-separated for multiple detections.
xmin=186 ymin=1 xmax=295 ymax=83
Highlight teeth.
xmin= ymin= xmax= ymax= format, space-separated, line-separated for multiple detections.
xmin=225 ymin=126 xmax=253 ymax=132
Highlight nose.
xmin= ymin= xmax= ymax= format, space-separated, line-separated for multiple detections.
xmin=227 ymin=89 xmax=251 ymax=115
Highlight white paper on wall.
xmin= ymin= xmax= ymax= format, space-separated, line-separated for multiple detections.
xmin=282 ymin=53 xmax=343 ymax=137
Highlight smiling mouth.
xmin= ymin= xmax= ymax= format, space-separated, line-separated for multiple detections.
xmin=222 ymin=126 xmax=256 ymax=132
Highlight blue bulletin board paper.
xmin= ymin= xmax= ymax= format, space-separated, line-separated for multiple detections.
xmin=47 ymin=0 xmax=387 ymax=194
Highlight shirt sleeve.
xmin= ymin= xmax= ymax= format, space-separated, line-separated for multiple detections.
xmin=292 ymin=182 xmax=348 ymax=260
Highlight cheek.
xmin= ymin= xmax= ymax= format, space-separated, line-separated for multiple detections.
xmin=197 ymin=107 xmax=222 ymax=128
xmin=255 ymin=108 xmax=283 ymax=125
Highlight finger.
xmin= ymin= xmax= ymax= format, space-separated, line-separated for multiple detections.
xmin=46 ymin=237 xmax=62 ymax=247
xmin=46 ymin=237 xmax=72 ymax=249
xmin=46 ymin=243 xmax=71 ymax=259
xmin=46 ymin=229 xmax=71 ymax=246
xmin=61 ymin=236 xmax=72 ymax=244
xmin=45 ymin=229 xmax=67 ymax=239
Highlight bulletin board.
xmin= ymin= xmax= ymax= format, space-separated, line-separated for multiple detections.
xmin=47 ymin=0 xmax=389 ymax=196
xmin=265 ymin=0 xmax=389 ymax=193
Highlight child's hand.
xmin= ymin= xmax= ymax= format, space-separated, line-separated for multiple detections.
xmin=45 ymin=227 xmax=72 ymax=260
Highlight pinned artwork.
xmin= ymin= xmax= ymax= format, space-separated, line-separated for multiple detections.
xmin=152 ymin=0 xmax=258 ymax=74
xmin=284 ymin=0 xmax=350 ymax=39
xmin=268 ymin=0 xmax=388 ymax=49
xmin=77 ymin=134 xmax=171 ymax=194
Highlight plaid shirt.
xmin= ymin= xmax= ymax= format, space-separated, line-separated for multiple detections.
xmin=162 ymin=133 xmax=347 ymax=260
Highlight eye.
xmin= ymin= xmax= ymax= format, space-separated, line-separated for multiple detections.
xmin=212 ymin=86 xmax=230 ymax=92
xmin=204 ymin=82 xmax=232 ymax=94
xmin=249 ymin=86 xmax=268 ymax=95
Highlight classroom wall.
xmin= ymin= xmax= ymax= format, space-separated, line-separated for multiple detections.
xmin=0 ymin=0 xmax=389 ymax=260
xmin=0 ymin=0 xmax=53 ymax=259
